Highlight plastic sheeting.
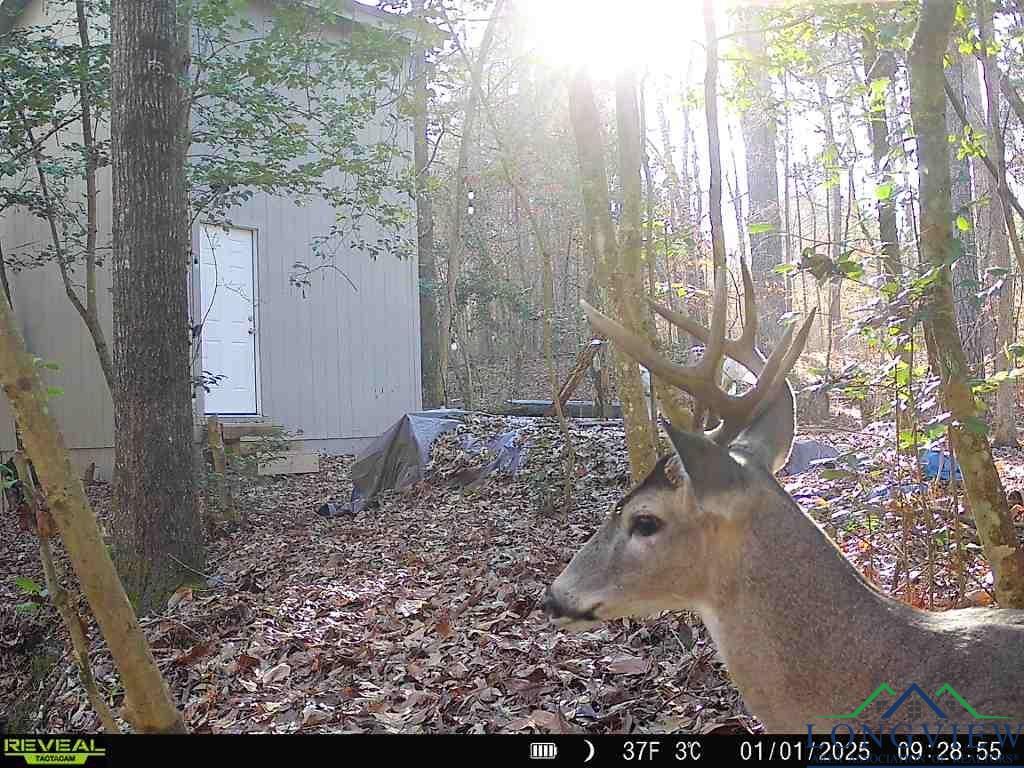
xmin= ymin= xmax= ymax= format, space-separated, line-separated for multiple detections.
xmin=336 ymin=411 xmax=528 ymax=515
xmin=781 ymin=438 xmax=840 ymax=475
xmin=919 ymin=448 xmax=962 ymax=482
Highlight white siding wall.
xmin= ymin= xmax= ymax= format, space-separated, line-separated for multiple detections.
xmin=0 ymin=0 xmax=421 ymax=474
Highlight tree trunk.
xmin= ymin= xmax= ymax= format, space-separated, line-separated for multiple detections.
xmin=727 ymin=130 xmax=748 ymax=265
xmin=110 ymin=0 xmax=203 ymax=614
xmin=1 ymin=12 xmax=114 ymax=395
xmin=412 ymin=0 xmax=442 ymax=409
xmin=611 ymin=69 xmax=659 ymax=471
xmin=569 ymin=70 xmax=657 ymax=481
xmin=817 ymin=76 xmax=841 ymax=414
xmin=0 ymin=291 xmax=185 ymax=732
xmin=977 ymin=0 xmax=1018 ymax=447
xmin=909 ymin=0 xmax=1024 ymax=608
xmin=946 ymin=55 xmax=987 ymax=377
xmin=656 ymin=96 xmax=703 ymax=346
xmin=739 ymin=8 xmax=786 ymax=350
xmin=438 ymin=0 xmax=504 ymax=403
xmin=863 ymin=31 xmax=914 ymax=435
xmin=642 ymin=94 xmax=692 ymax=430
xmin=962 ymin=51 xmax=996 ymax=265
xmin=656 ymin=99 xmax=688 ymax=236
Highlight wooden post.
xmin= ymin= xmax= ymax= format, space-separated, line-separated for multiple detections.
xmin=206 ymin=416 xmax=237 ymax=524
xmin=545 ymin=337 xmax=606 ymax=416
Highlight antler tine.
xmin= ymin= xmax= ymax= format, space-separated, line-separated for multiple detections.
xmin=707 ymin=308 xmax=817 ymax=444
xmin=736 ymin=259 xmax=758 ymax=359
xmin=579 ymin=299 xmax=735 ymax=417
xmin=582 ymin=260 xmax=817 ymax=446
xmin=700 ymin=263 xmax=729 ymax=378
xmin=648 ymin=299 xmax=765 ymax=373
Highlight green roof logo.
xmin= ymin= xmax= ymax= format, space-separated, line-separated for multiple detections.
xmin=820 ymin=683 xmax=1010 ymax=721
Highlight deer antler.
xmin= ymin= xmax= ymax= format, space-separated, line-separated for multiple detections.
xmin=581 ymin=260 xmax=816 ymax=445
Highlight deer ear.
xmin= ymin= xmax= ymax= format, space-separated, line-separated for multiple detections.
xmin=662 ymin=420 xmax=744 ymax=499
xmin=729 ymin=382 xmax=797 ymax=475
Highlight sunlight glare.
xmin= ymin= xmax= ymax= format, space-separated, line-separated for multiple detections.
xmin=522 ymin=0 xmax=704 ymax=75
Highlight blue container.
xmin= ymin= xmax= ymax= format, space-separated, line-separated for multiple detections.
xmin=919 ymin=448 xmax=962 ymax=482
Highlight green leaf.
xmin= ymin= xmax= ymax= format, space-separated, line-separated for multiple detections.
xmin=46 ymin=386 xmax=64 ymax=399
xmin=15 ymin=602 xmax=40 ymax=615
xmin=956 ymin=214 xmax=971 ymax=232
xmin=15 ymin=576 xmax=43 ymax=595
xmin=773 ymin=263 xmax=797 ymax=275
xmin=875 ymin=182 xmax=895 ymax=201
xmin=748 ymin=222 xmax=774 ymax=235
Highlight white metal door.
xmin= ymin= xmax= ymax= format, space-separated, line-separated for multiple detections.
xmin=199 ymin=225 xmax=259 ymax=414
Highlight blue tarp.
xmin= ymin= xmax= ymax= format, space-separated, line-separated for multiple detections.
xmin=920 ymin=448 xmax=962 ymax=482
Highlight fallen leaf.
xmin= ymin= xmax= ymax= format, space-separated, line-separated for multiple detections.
xmin=173 ymin=640 xmax=214 ymax=667
xmin=167 ymin=586 xmax=193 ymax=609
xmin=262 ymin=662 xmax=292 ymax=684
xmin=301 ymin=704 xmax=333 ymax=726
xmin=606 ymin=655 xmax=650 ymax=675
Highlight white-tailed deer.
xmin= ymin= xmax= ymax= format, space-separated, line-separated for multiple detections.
xmin=543 ymin=261 xmax=1024 ymax=733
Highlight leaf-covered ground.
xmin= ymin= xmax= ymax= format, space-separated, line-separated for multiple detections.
xmin=2 ymin=414 xmax=1022 ymax=733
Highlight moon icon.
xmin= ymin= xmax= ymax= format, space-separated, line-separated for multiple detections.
xmin=584 ymin=739 xmax=596 ymax=763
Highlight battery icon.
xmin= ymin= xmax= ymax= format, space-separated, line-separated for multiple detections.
xmin=530 ymin=742 xmax=558 ymax=759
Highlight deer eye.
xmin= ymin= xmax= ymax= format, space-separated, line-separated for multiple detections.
xmin=630 ymin=514 xmax=663 ymax=537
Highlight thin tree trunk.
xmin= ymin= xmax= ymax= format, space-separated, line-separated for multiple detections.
xmin=978 ymin=0 xmax=1018 ymax=447
xmin=656 ymin=99 xmax=687 ymax=234
xmin=817 ymin=76 xmax=842 ymax=412
xmin=679 ymin=63 xmax=708 ymax=331
xmin=543 ymin=231 xmax=574 ymax=510
xmin=15 ymin=452 xmax=119 ymax=733
xmin=438 ymin=0 xmax=504 ymax=403
xmin=704 ymin=4 xmax=726 ymax=284
xmin=0 ymin=72 xmax=114 ymax=393
xmin=110 ymin=0 xmax=203 ymax=614
xmin=412 ymin=0 xmax=442 ymax=408
xmin=782 ymin=73 xmax=794 ymax=314
xmin=946 ymin=53 xmax=988 ymax=376
xmin=909 ymin=0 xmax=1024 ymax=608
xmin=569 ymin=70 xmax=656 ymax=480
xmin=863 ymin=31 xmax=914 ymax=435
xmin=739 ymin=7 xmax=786 ymax=349
xmin=727 ymin=127 xmax=748 ymax=264
xmin=74 ymin=0 xmax=110 ymax=393
xmin=639 ymin=79 xmax=692 ymax=430
xmin=0 ymin=290 xmax=185 ymax=732
xmin=698 ymin=0 xmax=732 ymax=430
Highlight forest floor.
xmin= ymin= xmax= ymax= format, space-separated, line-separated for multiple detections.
xmin=3 ymin=412 xmax=1024 ymax=734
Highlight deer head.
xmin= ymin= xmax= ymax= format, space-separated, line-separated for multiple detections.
xmin=542 ymin=264 xmax=1024 ymax=733
xmin=543 ymin=260 xmax=816 ymax=628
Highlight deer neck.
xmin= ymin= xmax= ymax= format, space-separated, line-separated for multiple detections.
xmin=698 ymin=481 xmax=909 ymax=731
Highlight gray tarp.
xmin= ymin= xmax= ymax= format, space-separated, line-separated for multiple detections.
xmin=781 ymin=438 xmax=840 ymax=475
xmin=319 ymin=415 xmax=842 ymax=518
xmin=325 ymin=410 xmax=527 ymax=516
xmin=347 ymin=411 xmax=464 ymax=514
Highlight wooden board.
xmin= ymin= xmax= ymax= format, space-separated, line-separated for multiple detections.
xmin=222 ymin=422 xmax=281 ymax=442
